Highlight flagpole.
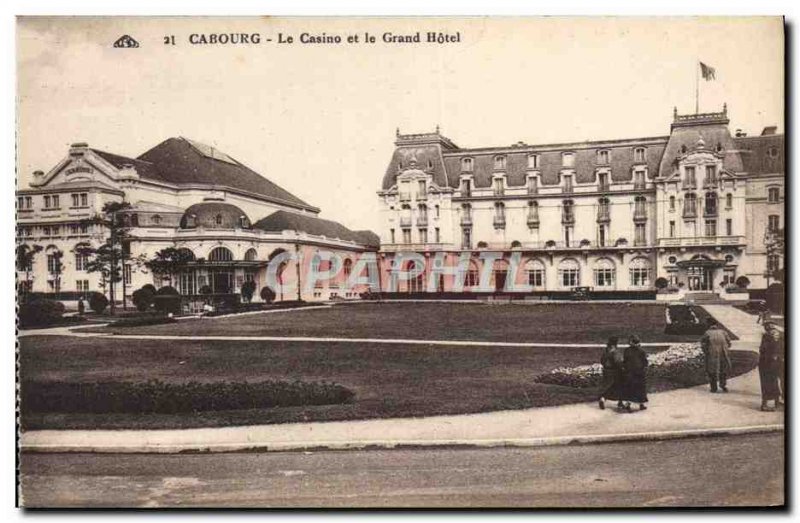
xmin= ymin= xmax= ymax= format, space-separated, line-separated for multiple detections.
xmin=695 ymin=61 xmax=699 ymax=114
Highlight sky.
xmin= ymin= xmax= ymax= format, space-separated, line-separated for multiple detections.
xmin=17 ymin=16 xmax=784 ymax=232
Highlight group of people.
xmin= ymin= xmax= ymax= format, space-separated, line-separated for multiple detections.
xmin=597 ymin=335 xmax=649 ymax=413
xmin=597 ymin=315 xmax=785 ymax=413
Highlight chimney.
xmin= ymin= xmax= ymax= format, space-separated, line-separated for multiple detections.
xmin=69 ymin=142 xmax=89 ymax=157
xmin=735 ymin=129 xmax=747 ymax=138
xmin=31 ymin=170 xmax=44 ymax=186
xmin=761 ymin=126 xmax=777 ymax=136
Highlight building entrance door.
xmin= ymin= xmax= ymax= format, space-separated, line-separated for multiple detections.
xmin=687 ymin=267 xmax=713 ymax=291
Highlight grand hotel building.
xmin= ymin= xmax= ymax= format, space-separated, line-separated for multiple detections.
xmin=16 ymin=137 xmax=379 ymax=304
xmin=378 ymin=106 xmax=784 ymax=297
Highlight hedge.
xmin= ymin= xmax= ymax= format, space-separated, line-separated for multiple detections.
xmin=21 ymin=379 xmax=355 ymax=414
xmin=18 ymin=299 xmax=66 ymax=328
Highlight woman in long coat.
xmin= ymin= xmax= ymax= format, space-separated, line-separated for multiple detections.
xmin=622 ymin=335 xmax=649 ymax=412
xmin=598 ymin=336 xmax=624 ymax=410
xmin=759 ymin=321 xmax=784 ymax=411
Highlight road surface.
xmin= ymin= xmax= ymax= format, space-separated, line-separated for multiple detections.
xmin=19 ymin=433 xmax=784 ymax=508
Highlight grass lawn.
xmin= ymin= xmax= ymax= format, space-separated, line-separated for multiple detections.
xmin=91 ymin=302 xmax=703 ymax=343
xmin=19 ymin=334 xmax=757 ymax=431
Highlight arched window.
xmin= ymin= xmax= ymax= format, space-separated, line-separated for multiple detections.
xmin=629 ymin=257 xmax=652 ymax=287
xmin=525 ymin=259 xmax=545 ymax=288
xmin=510 ymin=240 xmax=522 ymax=249
xmin=593 ymin=258 xmax=616 ymax=288
xmin=634 ymin=147 xmax=646 ymax=163
xmin=244 ymin=248 xmax=258 ymax=261
xmin=151 ymin=214 xmax=162 ymax=225
xmin=208 ymin=246 xmax=234 ymax=262
xmin=476 ymin=241 xmax=488 ymax=248
xmin=343 ymin=258 xmax=353 ymax=278
xmin=465 ymin=259 xmax=480 ymax=288
xmin=558 ymin=258 xmax=580 ymax=288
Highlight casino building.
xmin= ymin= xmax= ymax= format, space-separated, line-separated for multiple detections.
xmin=377 ymin=105 xmax=784 ymax=298
xmin=16 ymin=137 xmax=379 ymax=304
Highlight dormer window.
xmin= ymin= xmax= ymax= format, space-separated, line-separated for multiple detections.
xmin=528 ymin=154 xmax=540 ymax=169
xmin=427 ymin=159 xmax=433 ymax=170
xmin=239 ymin=216 xmax=250 ymax=228
xmin=768 ymin=187 xmax=780 ymax=203
xmin=767 ymin=147 xmax=779 ymax=159
xmin=152 ymin=214 xmax=162 ymax=225
xmin=562 ymin=152 xmax=575 ymax=168
xmin=462 ymin=157 xmax=473 ymax=172
xmin=597 ymin=150 xmax=610 ymax=165
xmin=634 ymin=147 xmax=646 ymax=163
xmin=494 ymin=155 xmax=506 ymax=170
xmin=214 ymin=214 xmax=223 ymax=226
xmin=684 ymin=166 xmax=696 ymax=187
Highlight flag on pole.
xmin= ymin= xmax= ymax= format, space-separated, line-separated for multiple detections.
xmin=700 ymin=62 xmax=716 ymax=80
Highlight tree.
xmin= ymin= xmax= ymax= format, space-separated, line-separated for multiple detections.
xmin=48 ymin=250 xmax=64 ymax=296
xmin=241 ymin=280 xmax=256 ymax=303
xmin=78 ymin=201 xmax=133 ymax=315
xmin=16 ymin=243 xmax=42 ymax=299
xmin=144 ymin=247 xmax=198 ymax=290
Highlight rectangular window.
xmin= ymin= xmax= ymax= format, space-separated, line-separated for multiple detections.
xmin=418 ymin=228 xmax=428 ymax=244
xmin=44 ymin=195 xmax=51 ymax=208
xmin=72 ymin=194 xmax=80 ymax=207
xmin=462 ymin=228 xmax=472 ymax=249
xmin=726 ymin=218 xmax=733 ymax=236
xmin=124 ymin=264 xmax=132 ymax=285
xmin=562 ymin=152 xmax=575 ymax=168
xmin=52 ymin=195 xmax=59 ymax=208
xmin=634 ymin=148 xmax=645 ymax=163
xmin=685 ymin=167 xmax=696 ymax=187
xmin=726 ymin=193 xmax=733 ymax=209
xmin=17 ymin=196 xmax=23 ymax=209
xmin=76 ymin=280 xmax=89 ymax=293
xmin=598 ymin=173 xmax=609 ymax=192
xmin=494 ymin=156 xmax=506 ymax=170
xmin=26 ymin=196 xmax=32 ymax=209
xmin=564 ymin=226 xmax=573 ymax=247
xmin=81 ymin=193 xmax=88 ymax=207
xmin=494 ymin=178 xmax=504 ymax=196
xmin=705 ymin=165 xmax=717 ymax=186
xmin=767 ymin=255 xmax=781 ymax=274
xmin=461 ymin=179 xmax=471 ymax=197
xmin=594 ymin=268 xmax=615 ymax=288
xmin=598 ymin=224 xmax=606 ymax=247
xmin=465 ymin=269 xmax=479 ymax=288
xmin=527 ymin=269 xmax=544 ymax=288
xmin=669 ymin=220 xmax=676 ymax=238
xmin=559 ymin=268 xmax=579 ymax=288
xmin=75 ymin=252 xmax=88 ymax=271
xmin=47 ymin=254 xmax=60 ymax=274
xmin=629 ymin=268 xmax=651 ymax=287
xmin=634 ymin=223 xmax=646 ymax=246
xmin=527 ymin=177 xmax=538 ymax=194
xmin=42 ymin=226 xmax=50 ymax=237
xmin=434 ymin=227 xmax=440 ymax=243
xmin=402 ymin=229 xmax=412 ymax=244
xmin=768 ymin=215 xmax=780 ymax=232
xmin=705 ymin=219 xmax=717 ymax=237
xmin=418 ymin=180 xmax=426 ymax=197
xmin=390 ymin=228 xmax=395 ymax=244
xmin=563 ymin=175 xmax=573 ymax=193
xmin=634 ymin=170 xmax=645 ymax=189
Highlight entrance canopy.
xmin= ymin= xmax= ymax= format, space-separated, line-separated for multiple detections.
xmin=675 ymin=259 xmax=726 ymax=269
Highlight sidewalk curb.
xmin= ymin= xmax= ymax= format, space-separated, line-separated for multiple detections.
xmin=20 ymin=423 xmax=784 ymax=454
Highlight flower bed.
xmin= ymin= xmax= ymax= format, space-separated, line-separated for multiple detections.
xmin=534 ymin=343 xmax=704 ymax=389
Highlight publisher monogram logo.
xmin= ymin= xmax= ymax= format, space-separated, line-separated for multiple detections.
xmin=113 ymin=35 xmax=140 ymax=48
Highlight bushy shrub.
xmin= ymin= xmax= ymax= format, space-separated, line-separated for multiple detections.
xmin=156 ymin=285 xmax=179 ymax=296
xmin=88 ymin=292 xmax=109 ymax=314
xmin=18 ymin=298 xmax=65 ymax=328
xmin=664 ymin=305 xmax=707 ymax=335
xmin=153 ymin=295 xmax=182 ymax=315
xmin=735 ymin=276 xmax=750 ymax=289
xmin=141 ymin=284 xmax=157 ymax=294
xmin=260 ymin=286 xmax=276 ymax=303
xmin=241 ymin=280 xmax=256 ymax=303
xmin=655 ymin=277 xmax=669 ymax=290
xmin=21 ymin=379 xmax=355 ymax=414
xmin=199 ymin=285 xmax=212 ymax=295
xmin=132 ymin=287 xmax=156 ymax=312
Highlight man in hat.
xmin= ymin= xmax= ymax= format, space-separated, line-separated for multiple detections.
xmin=759 ymin=320 xmax=784 ymax=411
xmin=700 ymin=319 xmax=732 ymax=393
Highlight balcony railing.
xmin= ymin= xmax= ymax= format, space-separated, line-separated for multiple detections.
xmin=527 ymin=184 xmax=538 ymax=195
xmin=657 ymin=235 xmax=745 ymax=248
xmin=460 ymin=215 xmax=473 ymax=226
xmin=399 ymin=216 xmax=413 ymax=227
xmin=634 ymin=181 xmax=647 ymax=191
xmin=399 ymin=193 xmax=412 ymax=202
xmin=563 ymin=184 xmax=574 ymax=194
xmin=598 ymin=182 xmax=610 ymax=193
xmin=633 ymin=208 xmax=647 ymax=221
xmin=494 ymin=188 xmax=505 ymax=197
xmin=597 ymin=209 xmax=611 ymax=223
xmin=527 ymin=215 xmax=540 ymax=227
xmin=416 ymin=214 xmax=428 ymax=227
xmin=460 ymin=186 xmax=471 ymax=197
xmin=562 ymin=213 xmax=575 ymax=224
xmin=703 ymin=179 xmax=718 ymax=189
xmin=381 ymin=243 xmax=449 ymax=252
xmin=683 ymin=207 xmax=698 ymax=219
xmin=493 ymin=215 xmax=506 ymax=228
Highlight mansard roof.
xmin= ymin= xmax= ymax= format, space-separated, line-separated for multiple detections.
xmin=734 ymin=134 xmax=784 ymax=175
xmin=253 ymin=210 xmax=378 ymax=249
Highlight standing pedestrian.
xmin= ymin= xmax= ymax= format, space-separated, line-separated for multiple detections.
xmin=621 ymin=335 xmax=648 ymax=412
xmin=759 ymin=320 xmax=784 ymax=412
xmin=598 ymin=336 xmax=624 ymax=410
xmin=77 ymin=296 xmax=85 ymax=316
xmin=700 ymin=319 xmax=732 ymax=393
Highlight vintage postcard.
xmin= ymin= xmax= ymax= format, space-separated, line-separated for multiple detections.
xmin=16 ymin=16 xmax=785 ymax=508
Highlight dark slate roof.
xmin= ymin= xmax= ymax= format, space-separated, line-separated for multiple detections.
xmin=180 ymin=202 xmax=250 ymax=229
xmin=382 ymin=131 xmax=668 ymax=190
xmin=253 ymin=210 xmax=378 ymax=249
xmin=734 ymin=134 xmax=784 ymax=175
xmin=115 ymin=137 xmax=318 ymax=211
xmin=658 ymin=122 xmax=744 ymax=178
